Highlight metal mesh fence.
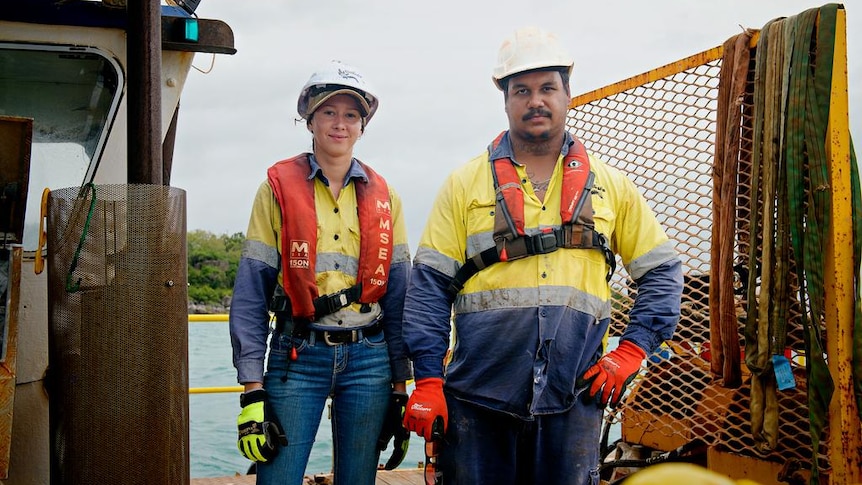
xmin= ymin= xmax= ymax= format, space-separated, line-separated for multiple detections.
xmin=46 ymin=184 xmax=189 ymax=485
xmin=567 ymin=48 xmax=826 ymax=474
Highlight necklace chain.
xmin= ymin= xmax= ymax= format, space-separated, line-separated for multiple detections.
xmin=531 ymin=177 xmax=551 ymax=192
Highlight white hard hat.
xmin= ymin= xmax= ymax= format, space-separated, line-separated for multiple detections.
xmin=297 ymin=60 xmax=380 ymax=122
xmin=492 ymin=27 xmax=574 ymax=90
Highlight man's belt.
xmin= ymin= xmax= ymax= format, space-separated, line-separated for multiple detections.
xmin=292 ymin=320 xmax=384 ymax=346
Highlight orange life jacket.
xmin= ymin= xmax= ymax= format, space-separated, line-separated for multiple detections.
xmin=448 ymin=131 xmax=614 ymax=294
xmin=267 ymin=154 xmax=393 ymax=319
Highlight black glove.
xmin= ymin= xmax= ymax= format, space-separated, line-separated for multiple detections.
xmin=236 ymin=389 xmax=288 ymax=463
xmin=377 ymin=391 xmax=410 ymax=470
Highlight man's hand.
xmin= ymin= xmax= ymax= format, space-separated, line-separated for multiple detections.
xmin=403 ymin=377 xmax=447 ymax=441
xmin=377 ymin=391 xmax=410 ymax=470
xmin=236 ymin=389 xmax=288 ymax=463
xmin=579 ymin=340 xmax=646 ymax=407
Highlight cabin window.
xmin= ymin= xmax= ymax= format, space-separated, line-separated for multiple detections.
xmin=0 ymin=44 xmax=122 ymax=250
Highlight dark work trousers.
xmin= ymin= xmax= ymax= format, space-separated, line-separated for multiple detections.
xmin=438 ymin=393 xmax=602 ymax=485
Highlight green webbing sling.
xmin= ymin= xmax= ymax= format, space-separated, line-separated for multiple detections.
xmin=746 ymin=5 xmax=861 ymax=483
xmin=851 ymin=136 xmax=862 ymax=426
xmin=786 ymin=8 xmax=834 ymax=485
xmin=852 ymin=136 xmax=862 ymax=433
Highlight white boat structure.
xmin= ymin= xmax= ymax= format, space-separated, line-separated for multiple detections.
xmin=1 ymin=1 xmax=234 ymax=483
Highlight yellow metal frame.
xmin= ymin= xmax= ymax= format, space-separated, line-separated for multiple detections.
xmin=569 ymin=32 xmax=758 ymax=108
xmin=568 ymin=6 xmax=860 ymax=483
xmin=823 ymin=8 xmax=861 ymax=485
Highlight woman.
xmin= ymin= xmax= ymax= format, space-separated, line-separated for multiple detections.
xmin=229 ymin=60 xmax=412 ymax=485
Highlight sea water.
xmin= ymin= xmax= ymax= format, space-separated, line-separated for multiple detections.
xmin=189 ymin=321 xmax=427 ymax=479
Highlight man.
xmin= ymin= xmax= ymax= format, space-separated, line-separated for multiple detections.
xmin=402 ymin=27 xmax=683 ymax=484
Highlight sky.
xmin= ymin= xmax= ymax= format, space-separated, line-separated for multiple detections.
xmin=171 ymin=1 xmax=862 ymax=248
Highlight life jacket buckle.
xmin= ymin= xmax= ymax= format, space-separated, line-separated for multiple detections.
xmin=313 ymin=285 xmax=361 ymax=319
xmin=527 ymin=229 xmax=560 ymax=255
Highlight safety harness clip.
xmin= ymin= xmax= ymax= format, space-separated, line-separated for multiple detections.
xmin=313 ymin=285 xmax=362 ymax=318
xmin=525 ymin=229 xmax=561 ymax=255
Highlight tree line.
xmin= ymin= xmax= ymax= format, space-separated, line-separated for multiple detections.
xmin=187 ymin=229 xmax=243 ymax=310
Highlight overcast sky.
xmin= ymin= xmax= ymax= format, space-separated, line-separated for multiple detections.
xmin=171 ymin=1 xmax=861 ymax=248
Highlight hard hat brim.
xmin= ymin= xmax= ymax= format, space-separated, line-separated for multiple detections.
xmin=304 ymin=88 xmax=372 ymax=118
xmin=493 ymin=64 xmax=573 ymax=90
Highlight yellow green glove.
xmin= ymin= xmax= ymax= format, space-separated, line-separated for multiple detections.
xmin=237 ymin=389 xmax=287 ymax=463
xmin=377 ymin=391 xmax=410 ymax=470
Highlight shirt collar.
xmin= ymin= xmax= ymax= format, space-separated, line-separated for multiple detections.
xmin=306 ymin=153 xmax=369 ymax=187
xmin=489 ymin=131 xmax=575 ymax=164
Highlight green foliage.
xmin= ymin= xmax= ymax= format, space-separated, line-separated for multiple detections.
xmin=187 ymin=229 xmax=245 ymax=306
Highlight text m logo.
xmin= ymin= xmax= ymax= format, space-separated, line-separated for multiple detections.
xmin=290 ymin=240 xmax=310 ymax=258
xmin=376 ymin=199 xmax=391 ymax=214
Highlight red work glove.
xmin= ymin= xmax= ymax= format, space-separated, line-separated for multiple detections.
xmin=403 ymin=377 xmax=448 ymax=441
xmin=580 ymin=340 xmax=647 ymax=407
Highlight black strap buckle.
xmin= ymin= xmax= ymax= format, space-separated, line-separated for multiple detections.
xmin=525 ymin=229 xmax=561 ymax=255
xmin=313 ymin=285 xmax=361 ymax=318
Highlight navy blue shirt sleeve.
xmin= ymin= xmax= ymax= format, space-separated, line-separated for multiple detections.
xmin=379 ymin=259 xmax=412 ymax=382
xmin=403 ymin=263 xmax=457 ymax=380
xmin=621 ymin=258 xmax=683 ymax=353
xmin=229 ymin=257 xmax=278 ymax=384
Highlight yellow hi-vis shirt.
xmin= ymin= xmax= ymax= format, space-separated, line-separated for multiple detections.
xmin=419 ymin=147 xmax=675 ymax=303
xmin=405 ymin=132 xmax=682 ymax=416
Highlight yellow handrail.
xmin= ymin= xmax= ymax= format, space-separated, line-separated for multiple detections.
xmin=190 ymin=385 xmax=243 ymax=394
xmin=188 ymin=314 xmax=238 ymax=393
xmin=188 ymin=313 xmax=229 ymax=322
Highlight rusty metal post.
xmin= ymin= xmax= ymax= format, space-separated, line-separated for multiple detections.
xmin=127 ymin=0 xmax=163 ymax=185
xmin=824 ymin=7 xmax=862 ymax=485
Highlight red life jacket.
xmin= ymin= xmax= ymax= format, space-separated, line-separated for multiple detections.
xmin=267 ymin=154 xmax=394 ymax=319
xmin=448 ymin=131 xmax=614 ymax=294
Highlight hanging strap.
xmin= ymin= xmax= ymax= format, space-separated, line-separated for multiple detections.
xmin=784 ymin=8 xmax=835 ymax=483
xmin=65 ymin=183 xmax=97 ymax=293
xmin=711 ymin=29 xmax=752 ymax=388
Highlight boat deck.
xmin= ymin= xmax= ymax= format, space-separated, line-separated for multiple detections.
xmin=190 ymin=468 xmax=423 ymax=484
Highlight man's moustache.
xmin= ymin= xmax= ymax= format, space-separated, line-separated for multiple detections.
xmin=523 ymin=109 xmax=552 ymax=121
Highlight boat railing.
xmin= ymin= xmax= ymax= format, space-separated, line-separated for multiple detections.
xmin=188 ymin=314 xmax=243 ymax=394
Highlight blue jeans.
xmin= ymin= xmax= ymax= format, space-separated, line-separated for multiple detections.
xmin=256 ymin=330 xmax=392 ymax=485
xmin=439 ymin=393 xmax=602 ymax=485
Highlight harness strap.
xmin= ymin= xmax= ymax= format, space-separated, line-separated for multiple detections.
xmin=312 ymin=284 xmax=364 ymax=318
xmin=445 ymin=132 xmax=617 ymax=296
xmin=447 ymin=226 xmax=616 ymax=295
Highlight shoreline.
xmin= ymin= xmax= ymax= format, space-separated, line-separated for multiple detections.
xmin=189 ymin=303 xmax=229 ymax=315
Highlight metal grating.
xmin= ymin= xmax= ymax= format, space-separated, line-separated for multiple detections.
xmin=567 ymin=47 xmax=826 ymax=474
xmin=46 ymin=184 xmax=190 ymax=485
